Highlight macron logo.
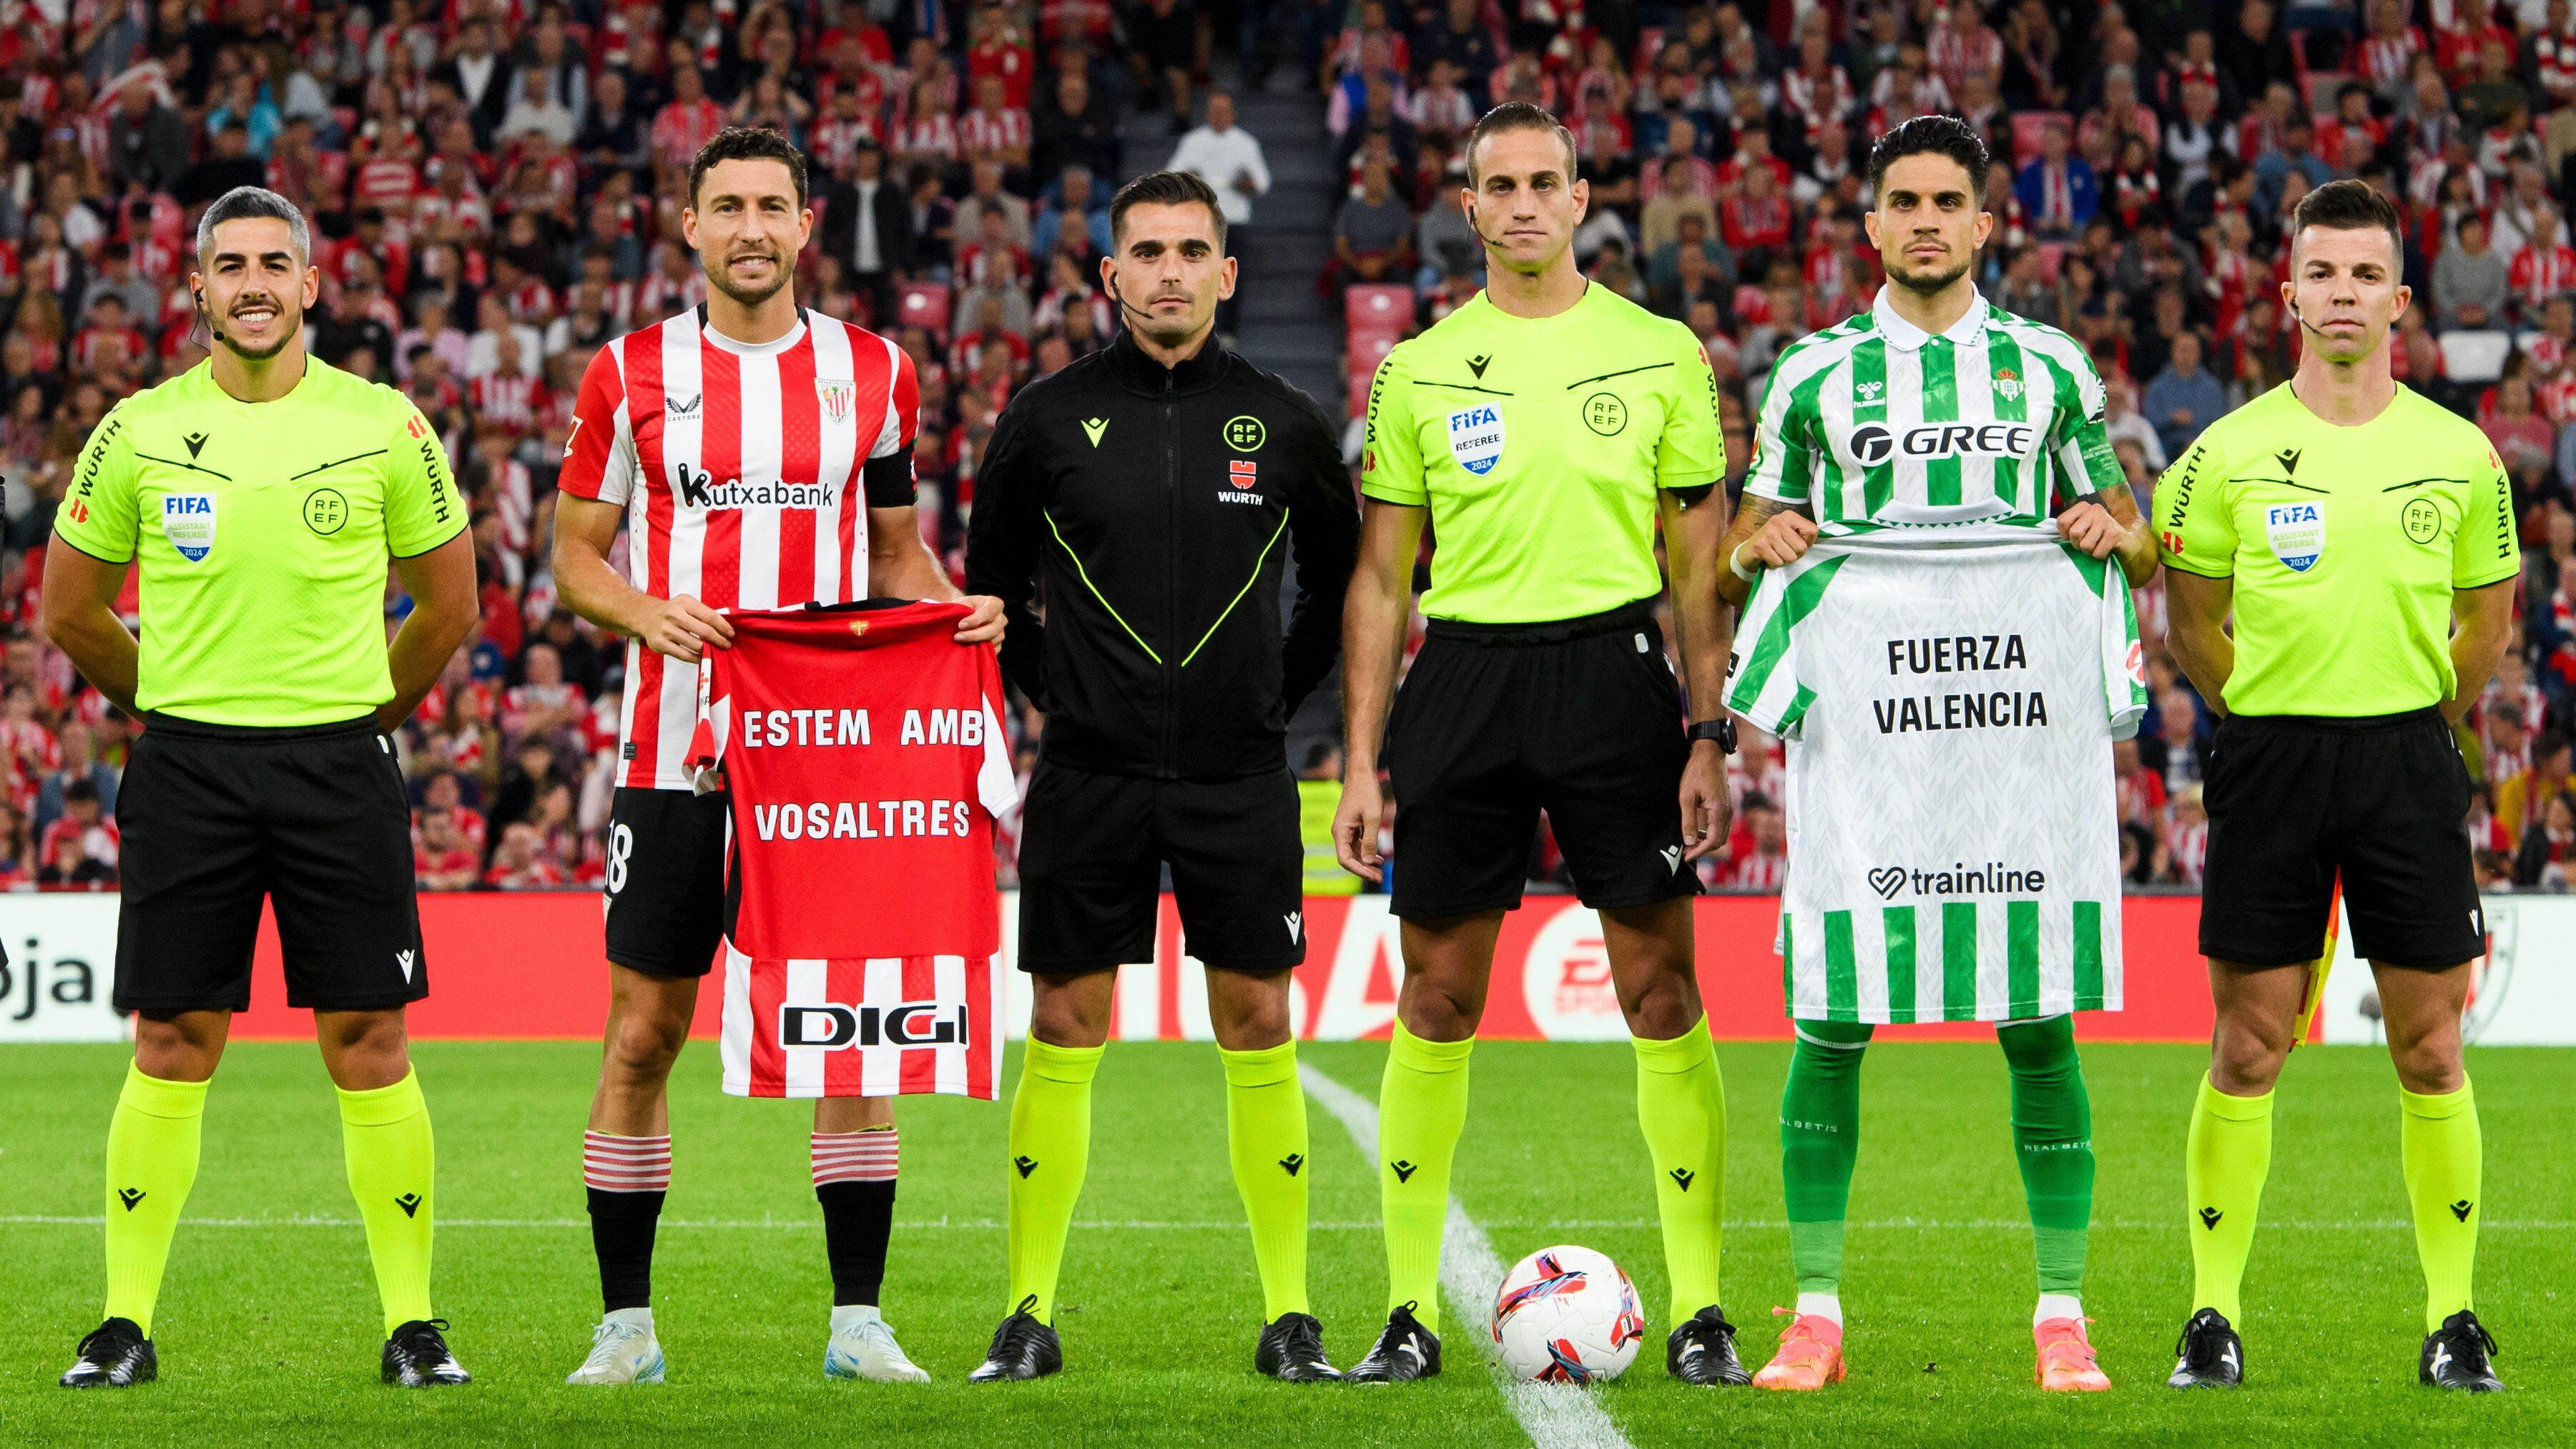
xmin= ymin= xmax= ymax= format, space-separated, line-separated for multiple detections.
xmin=1284 ymin=911 xmax=1302 ymax=942
xmin=395 ymin=950 xmax=416 ymax=983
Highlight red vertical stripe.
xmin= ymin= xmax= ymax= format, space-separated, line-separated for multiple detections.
xmin=900 ymin=956 xmax=938 ymax=1095
xmin=775 ymin=332 xmax=821 ymax=607
xmin=748 ymin=956 xmax=785 ymax=1097
xmin=624 ymin=329 xmax=672 ymax=788
xmin=699 ymin=341 xmax=744 ymax=610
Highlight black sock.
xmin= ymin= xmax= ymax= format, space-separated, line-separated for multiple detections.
xmin=587 ymin=1187 xmax=666 ymax=1312
xmin=817 ymin=1179 xmax=896 ymax=1307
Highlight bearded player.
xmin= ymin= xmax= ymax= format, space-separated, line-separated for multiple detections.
xmin=1716 ymin=117 xmax=2157 ymax=1393
xmin=550 ymin=127 xmax=1003 ymax=1385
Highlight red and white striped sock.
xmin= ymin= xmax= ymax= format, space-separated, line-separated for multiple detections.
xmin=812 ymin=1128 xmax=898 ymax=1187
xmin=584 ymin=1131 xmax=672 ymax=1193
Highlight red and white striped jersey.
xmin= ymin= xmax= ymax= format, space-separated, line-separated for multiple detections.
xmin=686 ymin=602 xmax=1016 ymax=1100
xmin=561 ymin=306 xmax=920 ymax=789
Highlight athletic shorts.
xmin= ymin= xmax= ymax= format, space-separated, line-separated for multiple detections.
xmin=1385 ymin=597 xmax=1698 ymax=920
xmin=1016 ymin=760 xmax=1304 ymax=973
xmin=602 ymin=785 xmax=730 ymax=978
xmin=2198 ymin=707 xmax=2484 ymax=970
xmin=114 ymin=713 xmax=426 ymax=1013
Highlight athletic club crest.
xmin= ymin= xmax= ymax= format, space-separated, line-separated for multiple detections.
xmin=1994 ymin=365 xmax=2024 ymax=402
xmin=815 ymin=377 xmax=856 ymax=424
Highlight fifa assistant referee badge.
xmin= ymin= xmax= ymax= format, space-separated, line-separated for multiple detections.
xmin=1688 ymin=717 xmax=1738 ymax=755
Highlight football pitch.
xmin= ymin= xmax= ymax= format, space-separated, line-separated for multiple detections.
xmin=4 ymin=1039 xmax=2572 ymax=1447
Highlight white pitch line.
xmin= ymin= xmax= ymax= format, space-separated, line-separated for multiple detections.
xmin=1299 ymin=1062 xmax=1635 ymax=1449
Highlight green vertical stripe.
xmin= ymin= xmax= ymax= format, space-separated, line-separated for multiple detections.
xmin=1942 ymin=903 xmax=1978 ymax=1021
xmin=1787 ymin=357 xmax=1840 ymax=517
xmin=1987 ymin=330 xmax=2027 ymax=514
xmin=1854 ymin=337 xmax=1892 ymax=519
xmin=1882 ymin=905 xmax=1917 ymax=1024
xmin=1921 ymin=339 xmax=1960 ymax=506
xmin=1824 ymin=910 xmax=1858 ymax=1020
xmin=1780 ymin=913 xmax=1796 ymax=1014
xmin=1733 ymin=552 xmax=1850 ymax=706
xmin=2007 ymin=900 xmax=2041 ymax=1018
xmin=2073 ymin=900 xmax=2105 ymax=1008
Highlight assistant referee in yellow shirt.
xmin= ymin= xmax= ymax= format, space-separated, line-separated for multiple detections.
xmin=42 ymin=188 xmax=480 ymax=1389
xmin=2155 ymin=180 xmax=2517 ymax=1393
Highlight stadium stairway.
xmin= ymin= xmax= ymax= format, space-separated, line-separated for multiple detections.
xmin=1226 ymin=73 xmax=1344 ymax=420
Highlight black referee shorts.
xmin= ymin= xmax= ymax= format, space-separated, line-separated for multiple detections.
xmin=601 ymin=785 xmax=731 ymax=978
xmin=2198 ymin=707 xmax=2484 ymax=970
xmin=114 ymin=713 xmax=427 ymax=1014
xmin=1016 ymin=759 xmax=1304 ymax=974
xmin=1385 ymin=598 xmax=1698 ymax=920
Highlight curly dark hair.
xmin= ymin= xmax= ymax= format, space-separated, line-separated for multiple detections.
xmin=687 ymin=125 xmax=809 ymax=211
xmin=1867 ymin=114 xmax=1992 ymax=204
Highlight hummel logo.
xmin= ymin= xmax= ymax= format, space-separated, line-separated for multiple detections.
xmin=1279 ymin=1153 xmax=1304 ymax=1177
xmin=1082 ymin=416 xmax=1108 ymax=447
xmin=1390 ymin=1160 xmax=1418 ymax=1183
xmin=117 ymin=1187 xmax=145 ymax=1211
xmin=395 ymin=949 xmax=416 ymax=983
xmin=1466 ymin=354 xmax=1492 ymax=379
xmin=2198 ymin=1207 xmax=2223 ymax=1229
xmin=667 ymin=393 xmax=702 ymax=418
xmin=395 ymin=1192 xmax=422 ymax=1218
xmin=2276 ymin=447 xmax=2301 ymax=476
xmin=2451 ymin=1199 xmax=2474 ymax=1222
xmin=1661 ymin=845 xmax=1683 ymax=875
xmin=1856 ymin=380 xmax=1884 ymax=399
xmin=1284 ymin=911 xmax=1302 ymax=942
xmin=183 ymin=431 xmax=210 ymax=459
xmin=1669 ymin=1167 xmax=1695 ymax=1192
xmin=1013 ymin=1155 xmax=1040 ymax=1179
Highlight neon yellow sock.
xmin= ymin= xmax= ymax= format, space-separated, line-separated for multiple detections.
xmin=2401 ymin=1080 xmax=2482 ymax=1332
xmin=1633 ymin=1018 xmax=1725 ymax=1323
xmin=1220 ymin=1041 xmax=1311 ymax=1320
xmin=1377 ymin=1022 xmax=1473 ymax=1333
xmin=103 ymin=1064 xmax=208 ymax=1337
xmin=338 ymin=1069 xmax=436 ymax=1336
xmin=2184 ymin=1074 xmax=2272 ymax=1324
xmin=1005 ymin=1038 xmax=1103 ymax=1324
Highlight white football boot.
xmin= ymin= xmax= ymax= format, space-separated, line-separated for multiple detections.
xmin=825 ymin=1306 xmax=931 ymax=1383
xmin=566 ymin=1311 xmax=667 ymax=1385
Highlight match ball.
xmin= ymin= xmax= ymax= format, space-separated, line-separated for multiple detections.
xmin=1491 ymin=1244 xmax=1646 ymax=1383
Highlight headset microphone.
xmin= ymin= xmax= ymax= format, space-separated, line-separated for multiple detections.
xmin=1106 ymin=275 xmax=1162 ymax=327
xmin=2287 ymin=296 xmax=2336 ymax=340
xmin=195 ymin=287 xmax=227 ymax=346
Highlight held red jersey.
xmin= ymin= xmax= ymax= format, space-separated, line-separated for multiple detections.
xmin=686 ymin=601 xmax=1018 ymax=1099
xmin=563 ymin=305 xmax=920 ymax=790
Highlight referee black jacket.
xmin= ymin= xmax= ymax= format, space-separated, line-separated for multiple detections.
xmin=966 ymin=329 xmax=1359 ymax=780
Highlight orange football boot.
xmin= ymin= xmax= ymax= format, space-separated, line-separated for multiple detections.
xmin=1751 ymin=1307 xmax=1847 ymax=1390
xmin=2034 ymin=1316 xmax=2113 ymax=1392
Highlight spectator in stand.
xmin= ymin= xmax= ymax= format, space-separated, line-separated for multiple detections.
xmin=2145 ymin=333 xmax=2228 ymax=461
xmin=2501 ymin=730 xmax=2573 ymax=839
xmin=2514 ymin=792 xmax=2576 ymax=886
xmin=0 ymin=798 xmax=31 ymax=886
xmin=33 ymin=718 xmax=117 ymax=842
xmin=413 ymin=807 xmax=481 ymax=891
xmin=1332 ymin=157 xmax=1416 ymax=288
xmin=1721 ymin=792 xmax=1787 ymax=890
xmin=2015 ymin=123 xmax=2097 ymax=240
xmin=37 ymin=778 xmax=118 ymax=888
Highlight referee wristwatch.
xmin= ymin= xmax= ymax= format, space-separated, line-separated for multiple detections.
xmin=1688 ymin=717 xmax=1738 ymax=754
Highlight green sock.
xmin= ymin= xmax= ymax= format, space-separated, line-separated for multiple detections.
xmin=1780 ymin=1020 xmax=1870 ymax=1297
xmin=1378 ymin=1021 xmax=1473 ymax=1333
xmin=1005 ymin=1038 xmax=1103 ymax=1324
xmin=338 ymin=1069 xmax=436 ymax=1336
xmin=1633 ymin=1018 xmax=1726 ymax=1323
xmin=103 ymin=1064 xmax=209 ymax=1337
xmin=1219 ymin=1041 xmax=1312 ymax=1321
xmin=1997 ymin=1016 xmax=2094 ymax=1296
xmin=2400 ymin=1080 xmax=2482 ymax=1332
xmin=2185 ymin=1074 xmax=2273 ymax=1324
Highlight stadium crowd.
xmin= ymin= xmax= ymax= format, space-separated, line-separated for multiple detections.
xmin=5 ymin=0 xmax=2576 ymax=899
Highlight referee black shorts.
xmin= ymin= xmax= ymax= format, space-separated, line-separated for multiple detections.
xmin=2198 ymin=707 xmax=2484 ymax=970
xmin=1016 ymin=759 xmax=1304 ymax=974
xmin=602 ymin=785 xmax=731 ymax=978
xmin=114 ymin=713 xmax=427 ymax=1014
xmin=1385 ymin=597 xmax=1698 ymax=920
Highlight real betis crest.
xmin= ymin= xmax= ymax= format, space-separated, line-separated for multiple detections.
xmin=1994 ymin=365 xmax=2024 ymax=402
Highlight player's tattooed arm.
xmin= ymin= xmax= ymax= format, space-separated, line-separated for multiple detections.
xmin=1714 ymin=492 xmax=1817 ymax=608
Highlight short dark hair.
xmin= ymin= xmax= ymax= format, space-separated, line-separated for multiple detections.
xmin=1465 ymin=101 xmax=1578 ymax=186
xmin=1867 ymin=114 xmax=1990 ymax=204
xmin=687 ymin=126 xmax=809 ymax=211
xmin=195 ymin=185 xmax=310 ymax=266
xmin=1108 ymin=169 xmax=1226 ymax=249
xmin=2292 ymin=177 xmax=2404 ymax=262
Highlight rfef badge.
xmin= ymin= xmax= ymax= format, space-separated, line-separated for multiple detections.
xmin=163 ymin=492 xmax=217 ymax=562
xmin=1446 ymin=404 xmax=1505 ymax=476
xmin=2264 ymin=501 xmax=2324 ymax=573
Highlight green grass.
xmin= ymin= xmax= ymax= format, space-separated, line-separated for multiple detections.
xmin=3 ymin=1039 xmax=2572 ymax=1446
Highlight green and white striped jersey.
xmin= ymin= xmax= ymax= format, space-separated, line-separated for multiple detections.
xmin=1745 ymin=289 xmax=2125 ymax=534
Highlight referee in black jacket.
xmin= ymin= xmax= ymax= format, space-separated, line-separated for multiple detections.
xmin=963 ymin=170 xmax=1359 ymax=1382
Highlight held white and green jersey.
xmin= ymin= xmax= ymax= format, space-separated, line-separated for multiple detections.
xmin=1725 ymin=527 xmax=2148 ymax=1023
xmin=1746 ymin=288 xmax=2124 ymax=534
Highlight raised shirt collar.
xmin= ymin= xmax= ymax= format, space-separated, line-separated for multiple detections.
xmin=1872 ymin=285 xmax=1991 ymax=351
